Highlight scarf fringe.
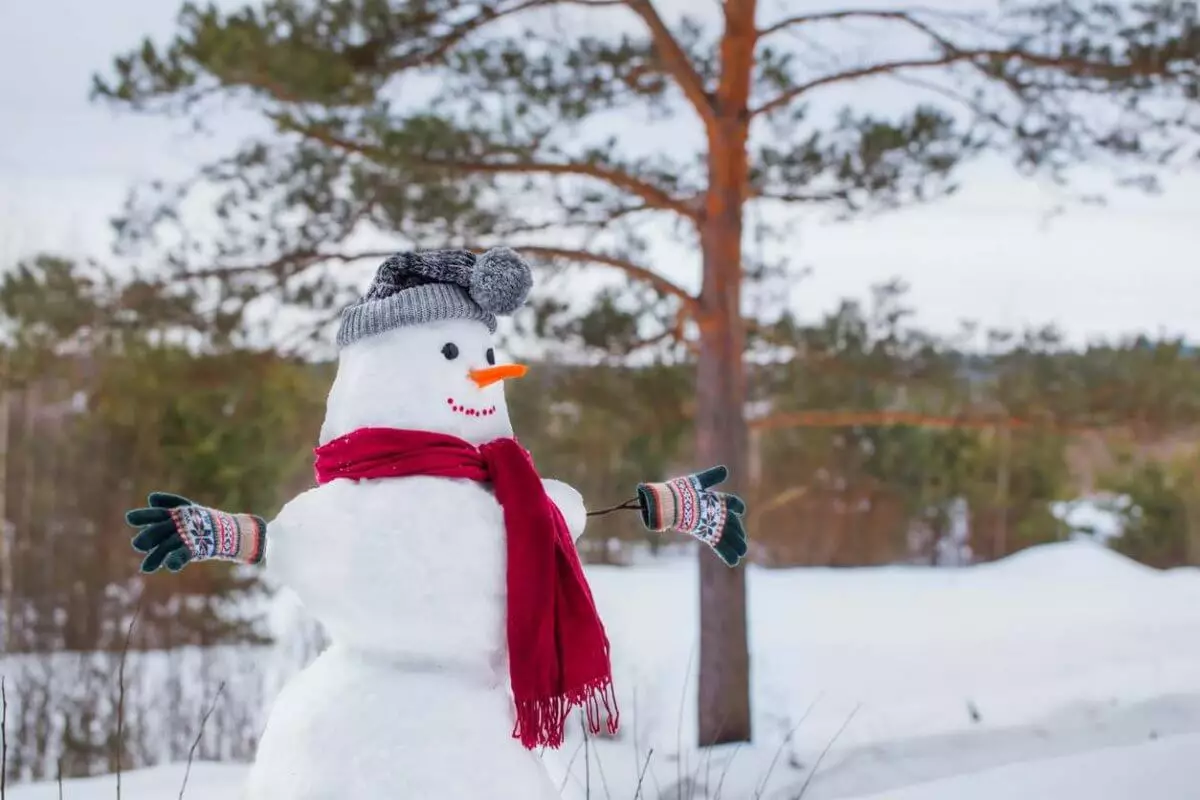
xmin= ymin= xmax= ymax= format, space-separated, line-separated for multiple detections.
xmin=512 ymin=676 xmax=621 ymax=750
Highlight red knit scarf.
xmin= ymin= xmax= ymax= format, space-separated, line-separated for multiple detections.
xmin=312 ymin=427 xmax=618 ymax=750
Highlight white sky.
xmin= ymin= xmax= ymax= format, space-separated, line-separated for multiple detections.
xmin=1 ymin=0 xmax=1198 ymax=346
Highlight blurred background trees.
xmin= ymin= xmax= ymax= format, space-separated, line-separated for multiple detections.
xmin=6 ymin=255 xmax=1200 ymax=584
xmin=0 ymin=257 xmax=329 ymax=780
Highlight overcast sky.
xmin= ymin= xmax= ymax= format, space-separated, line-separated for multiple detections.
xmin=2 ymin=0 xmax=1198 ymax=345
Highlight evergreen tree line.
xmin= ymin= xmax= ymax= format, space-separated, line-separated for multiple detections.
xmin=4 ymin=255 xmax=1198 ymax=661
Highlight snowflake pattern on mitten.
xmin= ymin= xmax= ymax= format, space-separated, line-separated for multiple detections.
xmin=127 ymin=493 xmax=267 ymax=574
xmin=636 ymin=466 xmax=748 ymax=566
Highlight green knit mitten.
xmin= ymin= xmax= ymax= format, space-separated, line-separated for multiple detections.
xmin=636 ymin=466 xmax=748 ymax=567
xmin=125 ymin=492 xmax=266 ymax=574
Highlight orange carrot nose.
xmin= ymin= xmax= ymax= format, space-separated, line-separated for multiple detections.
xmin=469 ymin=363 xmax=528 ymax=388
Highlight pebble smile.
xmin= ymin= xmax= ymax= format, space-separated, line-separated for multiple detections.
xmin=446 ymin=397 xmax=497 ymax=417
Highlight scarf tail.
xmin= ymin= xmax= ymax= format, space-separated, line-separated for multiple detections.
xmin=512 ymin=675 xmax=620 ymax=749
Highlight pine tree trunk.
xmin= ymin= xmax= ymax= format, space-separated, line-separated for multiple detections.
xmin=695 ymin=283 xmax=752 ymax=746
xmin=695 ymin=86 xmax=754 ymax=743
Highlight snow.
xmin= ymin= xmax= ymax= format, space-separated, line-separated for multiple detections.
xmin=12 ymin=735 xmax=1200 ymax=800
xmin=850 ymin=734 xmax=1200 ymax=800
xmin=244 ymin=643 xmax=561 ymax=799
xmin=1052 ymin=494 xmax=1127 ymax=543
xmin=10 ymin=540 xmax=1200 ymax=798
xmin=6 ymin=763 xmax=249 ymax=800
xmin=548 ymin=538 xmax=1200 ymax=799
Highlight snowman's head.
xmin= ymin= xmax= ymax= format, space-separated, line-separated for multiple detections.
xmin=319 ymin=247 xmax=533 ymax=446
xmin=319 ymin=317 xmax=524 ymax=445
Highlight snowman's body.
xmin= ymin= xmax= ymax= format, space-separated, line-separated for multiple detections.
xmin=245 ymin=643 xmax=560 ymax=799
xmin=240 ymin=313 xmax=589 ymax=799
xmin=244 ymin=476 xmax=584 ymax=799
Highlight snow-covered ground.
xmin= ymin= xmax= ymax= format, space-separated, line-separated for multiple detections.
xmin=10 ymin=539 xmax=1200 ymax=799
xmin=13 ymin=736 xmax=1200 ymax=800
xmin=15 ymin=735 xmax=1200 ymax=800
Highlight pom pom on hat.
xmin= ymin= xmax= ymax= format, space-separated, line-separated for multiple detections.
xmin=470 ymin=247 xmax=533 ymax=315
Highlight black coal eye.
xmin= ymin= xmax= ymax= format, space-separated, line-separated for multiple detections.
xmin=441 ymin=343 xmax=459 ymax=360
xmin=486 ymin=347 xmax=496 ymax=365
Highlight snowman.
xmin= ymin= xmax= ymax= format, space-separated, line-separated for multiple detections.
xmin=123 ymin=248 xmax=748 ymax=799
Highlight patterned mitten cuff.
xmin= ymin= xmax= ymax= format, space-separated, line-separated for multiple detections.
xmin=636 ymin=466 xmax=749 ymax=567
xmin=126 ymin=492 xmax=266 ymax=574
xmin=171 ymin=505 xmax=266 ymax=563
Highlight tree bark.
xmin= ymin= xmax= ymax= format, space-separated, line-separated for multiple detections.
xmin=695 ymin=242 xmax=752 ymax=745
xmin=696 ymin=0 xmax=757 ymax=745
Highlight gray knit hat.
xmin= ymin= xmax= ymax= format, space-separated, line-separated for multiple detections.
xmin=336 ymin=247 xmax=533 ymax=348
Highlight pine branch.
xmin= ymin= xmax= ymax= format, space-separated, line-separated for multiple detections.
xmin=756 ymin=8 xmax=981 ymax=41
xmin=749 ymin=189 xmax=852 ymax=204
xmin=184 ymin=249 xmax=335 ymax=281
xmin=884 ymin=73 xmax=1011 ymax=130
xmin=220 ymin=0 xmax=628 ymax=88
xmin=752 ymin=9 xmax=1188 ymax=117
xmin=186 ymin=245 xmax=699 ymax=312
xmin=754 ymin=53 xmax=964 ymax=117
xmin=623 ymin=0 xmax=717 ymax=129
xmin=282 ymin=121 xmax=701 ymax=220
xmin=425 ymin=159 xmax=701 ymax=219
xmin=379 ymin=0 xmax=554 ymax=71
xmin=374 ymin=0 xmax=635 ymax=72
xmin=494 ymin=203 xmax=654 ymax=237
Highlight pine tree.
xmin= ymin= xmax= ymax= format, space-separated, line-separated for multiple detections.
xmin=94 ymin=0 xmax=1200 ymax=746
